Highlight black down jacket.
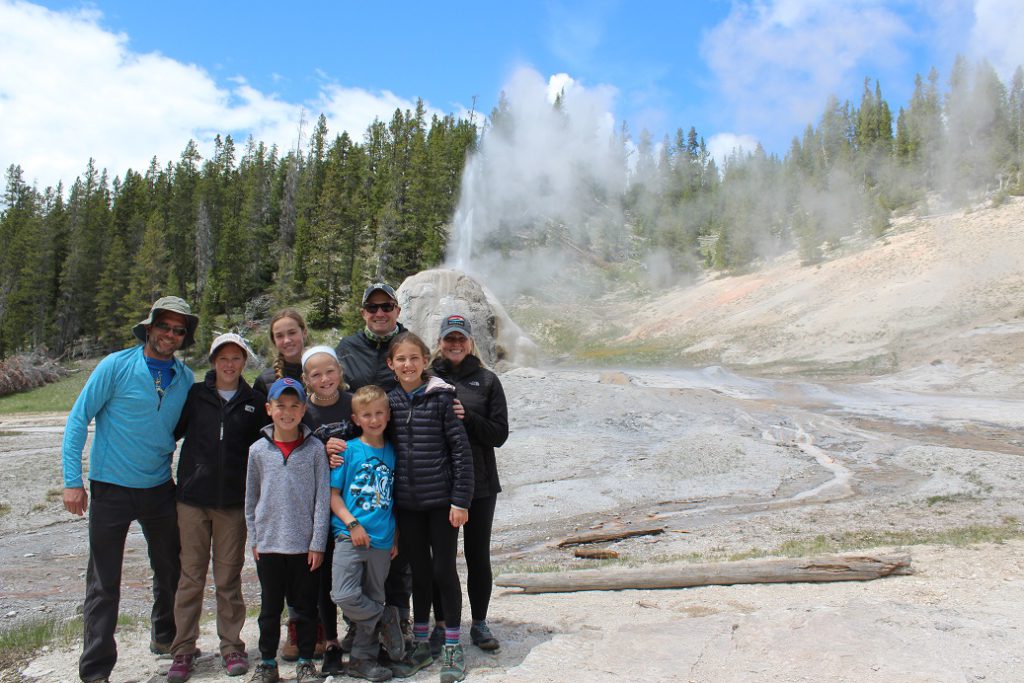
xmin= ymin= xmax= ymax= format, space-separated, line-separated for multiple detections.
xmin=387 ymin=376 xmax=474 ymax=510
xmin=174 ymin=371 xmax=269 ymax=508
xmin=430 ymin=355 xmax=508 ymax=500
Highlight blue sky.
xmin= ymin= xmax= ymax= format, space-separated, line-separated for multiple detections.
xmin=2 ymin=0 xmax=1022 ymax=189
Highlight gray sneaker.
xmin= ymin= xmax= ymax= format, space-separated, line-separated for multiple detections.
xmin=389 ymin=641 xmax=433 ymax=678
xmin=295 ymin=660 xmax=323 ymax=682
xmin=439 ymin=643 xmax=466 ymax=683
xmin=470 ymin=620 xmax=500 ymax=651
xmin=249 ymin=662 xmax=280 ymax=683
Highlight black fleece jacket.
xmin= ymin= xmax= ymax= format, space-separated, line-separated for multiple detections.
xmin=174 ymin=371 xmax=269 ymax=508
xmin=430 ymin=355 xmax=508 ymax=499
xmin=387 ymin=377 xmax=474 ymax=511
xmin=335 ymin=323 xmax=407 ymax=392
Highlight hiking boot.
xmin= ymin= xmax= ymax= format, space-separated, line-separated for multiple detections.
xmin=388 ymin=641 xmax=432 ymax=678
xmin=314 ymin=622 xmax=326 ymax=659
xmin=321 ymin=644 xmax=344 ymax=676
xmin=150 ymin=640 xmax=173 ymax=655
xmin=470 ymin=620 xmax=500 ymax=651
xmin=295 ymin=660 xmax=323 ymax=682
xmin=250 ymin=662 xmax=280 ymax=683
xmin=380 ymin=606 xmax=405 ymax=661
xmin=166 ymin=651 xmax=198 ymax=682
xmin=428 ymin=624 xmax=444 ymax=659
xmin=439 ymin=643 xmax=466 ymax=683
xmin=340 ymin=620 xmax=356 ymax=653
xmin=224 ymin=651 xmax=249 ymax=676
xmin=83 ymin=677 xmax=110 ymax=683
xmin=281 ymin=619 xmax=299 ymax=661
xmin=349 ymin=656 xmax=394 ymax=681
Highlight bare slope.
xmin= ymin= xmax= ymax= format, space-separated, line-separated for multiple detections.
xmin=617 ymin=196 xmax=1024 ymax=382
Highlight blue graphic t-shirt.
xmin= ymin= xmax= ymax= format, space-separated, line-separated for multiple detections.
xmin=330 ymin=439 xmax=396 ymax=549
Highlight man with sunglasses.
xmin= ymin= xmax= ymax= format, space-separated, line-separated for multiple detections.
xmin=332 ymin=283 xmax=412 ymax=658
xmin=62 ymin=296 xmax=198 ymax=683
xmin=334 ymin=283 xmax=406 ymax=393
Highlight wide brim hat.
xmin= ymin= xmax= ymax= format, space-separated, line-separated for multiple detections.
xmin=132 ymin=296 xmax=199 ymax=349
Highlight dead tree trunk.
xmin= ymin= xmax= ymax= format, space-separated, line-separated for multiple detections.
xmin=496 ymin=553 xmax=912 ymax=594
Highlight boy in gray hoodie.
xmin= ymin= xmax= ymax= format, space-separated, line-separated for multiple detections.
xmin=245 ymin=377 xmax=330 ymax=683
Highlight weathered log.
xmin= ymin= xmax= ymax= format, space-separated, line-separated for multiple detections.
xmin=557 ymin=526 xmax=665 ymax=548
xmin=496 ymin=552 xmax=912 ymax=594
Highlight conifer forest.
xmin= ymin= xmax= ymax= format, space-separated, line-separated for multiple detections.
xmin=1 ymin=57 xmax=1022 ymax=360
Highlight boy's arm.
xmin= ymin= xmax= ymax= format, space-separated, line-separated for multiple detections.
xmin=331 ymin=487 xmax=370 ymax=547
xmin=244 ymin=446 xmax=261 ymax=559
xmin=310 ymin=442 xmax=331 ymax=553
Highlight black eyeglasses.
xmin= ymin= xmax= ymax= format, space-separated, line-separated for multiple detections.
xmin=153 ymin=321 xmax=188 ymax=337
xmin=363 ymin=303 xmax=396 ymax=313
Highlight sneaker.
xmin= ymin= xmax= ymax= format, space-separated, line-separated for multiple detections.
xmin=348 ymin=656 xmax=394 ymax=682
xmin=224 ymin=651 xmax=250 ymax=676
xmin=166 ymin=651 xmax=198 ymax=682
xmin=388 ymin=641 xmax=433 ymax=678
xmin=295 ymin=660 xmax=323 ymax=682
xmin=470 ymin=620 xmax=500 ymax=651
xmin=150 ymin=640 xmax=173 ymax=655
xmin=250 ymin=662 xmax=281 ymax=683
xmin=380 ymin=606 xmax=405 ymax=661
xmin=281 ymin=619 xmax=299 ymax=661
xmin=314 ymin=622 xmax=326 ymax=659
xmin=428 ymin=624 xmax=444 ymax=659
xmin=321 ymin=644 xmax=344 ymax=676
xmin=340 ymin=620 xmax=357 ymax=653
xmin=439 ymin=644 xmax=466 ymax=683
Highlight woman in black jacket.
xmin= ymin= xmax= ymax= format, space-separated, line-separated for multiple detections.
xmin=429 ymin=314 xmax=509 ymax=653
xmin=167 ymin=333 xmax=268 ymax=680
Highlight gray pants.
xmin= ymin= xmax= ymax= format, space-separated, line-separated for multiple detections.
xmin=330 ymin=537 xmax=391 ymax=659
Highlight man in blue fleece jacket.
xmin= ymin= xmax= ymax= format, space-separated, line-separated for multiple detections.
xmin=62 ymin=296 xmax=198 ymax=683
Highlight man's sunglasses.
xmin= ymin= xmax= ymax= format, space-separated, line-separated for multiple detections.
xmin=363 ymin=303 xmax=396 ymax=313
xmin=153 ymin=321 xmax=188 ymax=337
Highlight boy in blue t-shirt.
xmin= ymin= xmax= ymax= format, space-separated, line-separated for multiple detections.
xmin=329 ymin=385 xmax=404 ymax=680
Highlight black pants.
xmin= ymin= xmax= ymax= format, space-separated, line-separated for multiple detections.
xmin=433 ymin=494 xmax=497 ymax=623
xmin=256 ymin=553 xmax=319 ymax=660
xmin=317 ymin=534 xmax=338 ymax=641
xmin=396 ymin=507 xmax=461 ymax=630
xmin=79 ymin=480 xmax=180 ymax=681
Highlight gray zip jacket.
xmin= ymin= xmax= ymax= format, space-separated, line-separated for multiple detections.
xmin=245 ymin=423 xmax=330 ymax=554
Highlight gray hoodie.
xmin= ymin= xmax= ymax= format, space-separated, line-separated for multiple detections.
xmin=245 ymin=423 xmax=330 ymax=554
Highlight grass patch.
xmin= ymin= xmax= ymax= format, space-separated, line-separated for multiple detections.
xmin=723 ymin=518 xmax=1023 ymax=562
xmin=0 ymin=615 xmax=83 ymax=672
xmin=0 ymin=502 xmax=10 ymax=516
xmin=45 ymin=489 xmax=63 ymax=502
xmin=0 ymin=361 xmax=94 ymax=414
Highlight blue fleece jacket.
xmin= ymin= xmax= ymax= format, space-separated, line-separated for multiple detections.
xmin=62 ymin=345 xmax=193 ymax=488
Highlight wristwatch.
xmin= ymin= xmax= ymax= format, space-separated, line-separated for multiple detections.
xmin=346 ymin=519 xmax=361 ymax=530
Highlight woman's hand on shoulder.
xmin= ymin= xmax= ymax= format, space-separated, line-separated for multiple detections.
xmin=452 ymin=398 xmax=466 ymax=420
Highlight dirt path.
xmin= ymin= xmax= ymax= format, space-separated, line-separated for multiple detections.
xmin=3 ymin=363 xmax=1023 ymax=682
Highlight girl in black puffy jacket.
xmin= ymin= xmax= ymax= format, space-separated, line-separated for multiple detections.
xmin=384 ymin=332 xmax=473 ymax=682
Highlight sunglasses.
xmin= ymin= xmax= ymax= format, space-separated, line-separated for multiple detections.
xmin=153 ymin=321 xmax=188 ymax=337
xmin=363 ymin=303 xmax=396 ymax=313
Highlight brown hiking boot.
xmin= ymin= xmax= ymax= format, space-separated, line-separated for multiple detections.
xmin=281 ymin=619 xmax=299 ymax=661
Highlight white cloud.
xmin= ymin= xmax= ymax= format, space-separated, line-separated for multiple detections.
xmin=708 ymin=132 xmax=761 ymax=167
xmin=700 ymin=0 xmax=913 ymax=143
xmin=0 ymin=0 xmax=437 ymax=191
xmin=969 ymin=0 xmax=1024 ymax=79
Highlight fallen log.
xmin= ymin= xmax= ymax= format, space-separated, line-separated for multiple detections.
xmin=496 ymin=552 xmax=912 ymax=594
xmin=574 ymin=548 xmax=619 ymax=560
xmin=557 ymin=526 xmax=665 ymax=547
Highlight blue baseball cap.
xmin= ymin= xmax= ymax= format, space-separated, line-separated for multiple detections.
xmin=267 ymin=377 xmax=306 ymax=402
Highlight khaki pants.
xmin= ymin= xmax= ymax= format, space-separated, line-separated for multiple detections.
xmin=171 ymin=502 xmax=247 ymax=657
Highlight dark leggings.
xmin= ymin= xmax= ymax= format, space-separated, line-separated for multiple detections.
xmin=317 ymin=534 xmax=338 ymax=641
xmin=396 ymin=507 xmax=461 ymax=630
xmin=433 ymin=494 xmax=496 ymax=623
